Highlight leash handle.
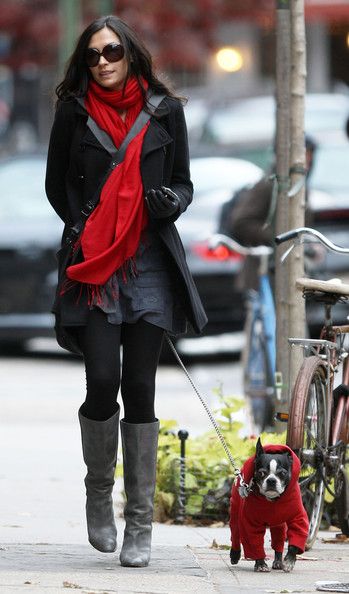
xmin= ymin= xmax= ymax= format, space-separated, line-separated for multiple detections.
xmin=165 ymin=334 xmax=251 ymax=493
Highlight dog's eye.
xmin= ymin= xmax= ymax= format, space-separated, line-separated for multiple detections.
xmin=276 ymin=469 xmax=288 ymax=477
xmin=257 ymin=469 xmax=267 ymax=478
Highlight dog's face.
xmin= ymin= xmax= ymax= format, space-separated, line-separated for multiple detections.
xmin=254 ymin=438 xmax=292 ymax=500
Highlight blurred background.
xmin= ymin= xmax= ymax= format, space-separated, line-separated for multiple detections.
xmin=0 ymin=0 xmax=349 ymax=153
xmin=0 ymin=0 xmax=349 ymax=359
xmin=1 ymin=0 xmax=349 ymax=536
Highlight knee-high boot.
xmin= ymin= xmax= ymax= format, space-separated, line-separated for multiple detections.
xmin=119 ymin=419 xmax=159 ymax=567
xmin=78 ymin=405 xmax=120 ymax=553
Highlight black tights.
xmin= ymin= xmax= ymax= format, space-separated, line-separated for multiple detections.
xmin=77 ymin=309 xmax=164 ymax=423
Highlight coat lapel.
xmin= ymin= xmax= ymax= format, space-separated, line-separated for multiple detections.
xmin=141 ymin=118 xmax=173 ymax=160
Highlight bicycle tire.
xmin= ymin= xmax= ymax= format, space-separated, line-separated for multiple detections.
xmin=333 ymin=395 xmax=349 ymax=536
xmin=242 ymin=297 xmax=274 ymax=431
xmin=287 ymin=356 xmax=327 ymax=549
xmin=243 ymin=326 xmax=273 ymax=430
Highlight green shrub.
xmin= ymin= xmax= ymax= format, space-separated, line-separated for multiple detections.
xmin=154 ymin=391 xmax=286 ymax=524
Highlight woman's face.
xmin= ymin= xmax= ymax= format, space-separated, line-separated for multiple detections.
xmin=87 ymin=27 xmax=128 ymax=91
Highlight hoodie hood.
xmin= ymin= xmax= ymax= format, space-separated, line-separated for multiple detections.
xmin=240 ymin=444 xmax=300 ymax=491
xmin=230 ymin=444 xmax=309 ymax=558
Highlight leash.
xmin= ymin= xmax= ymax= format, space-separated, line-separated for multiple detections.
xmin=165 ymin=334 xmax=252 ymax=497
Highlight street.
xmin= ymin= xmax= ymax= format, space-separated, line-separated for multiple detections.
xmin=0 ymin=342 xmax=247 ymax=545
xmin=1 ymin=344 xmax=349 ymax=594
xmin=0 ymin=340 xmax=245 ymax=432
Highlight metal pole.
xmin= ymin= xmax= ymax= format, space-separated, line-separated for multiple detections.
xmin=274 ymin=0 xmax=291 ymax=431
xmin=58 ymin=0 xmax=82 ymax=76
xmin=97 ymin=0 xmax=114 ymax=15
xmin=175 ymin=429 xmax=189 ymax=524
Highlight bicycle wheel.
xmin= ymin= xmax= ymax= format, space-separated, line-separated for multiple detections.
xmin=333 ymin=395 xmax=349 ymax=536
xmin=242 ymin=292 xmax=274 ymax=431
xmin=287 ymin=356 xmax=327 ymax=549
xmin=243 ymin=319 xmax=274 ymax=430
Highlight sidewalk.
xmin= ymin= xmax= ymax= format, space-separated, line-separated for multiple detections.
xmin=1 ymin=422 xmax=348 ymax=594
xmin=1 ymin=526 xmax=348 ymax=594
xmin=1 ymin=353 xmax=348 ymax=594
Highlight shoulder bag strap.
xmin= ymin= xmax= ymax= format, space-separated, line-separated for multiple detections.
xmin=67 ymin=93 xmax=165 ymax=245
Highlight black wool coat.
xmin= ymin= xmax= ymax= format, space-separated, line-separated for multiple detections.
xmin=45 ymin=94 xmax=207 ymax=334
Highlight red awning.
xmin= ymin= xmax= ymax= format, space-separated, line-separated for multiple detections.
xmin=305 ymin=0 xmax=349 ymax=22
xmin=229 ymin=1 xmax=349 ymax=24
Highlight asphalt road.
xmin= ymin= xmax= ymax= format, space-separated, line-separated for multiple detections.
xmin=0 ymin=341 xmax=248 ymax=547
xmin=1 ymin=344 xmax=349 ymax=594
xmin=0 ymin=339 xmax=246 ymax=435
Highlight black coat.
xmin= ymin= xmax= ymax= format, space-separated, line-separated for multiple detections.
xmin=45 ymin=95 xmax=207 ymax=334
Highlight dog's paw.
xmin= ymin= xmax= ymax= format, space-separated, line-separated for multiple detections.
xmin=272 ymin=551 xmax=284 ymax=570
xmin=254 ymin=559 xmax=270 ymax=572
xmin=230 ymin=548 xmax=241 ymax=565
xmin=282 ymin=547 xmax=298 ymax=572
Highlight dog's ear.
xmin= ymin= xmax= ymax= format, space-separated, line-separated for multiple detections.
xmin=256 ymin=437 xmax=264 ymax=457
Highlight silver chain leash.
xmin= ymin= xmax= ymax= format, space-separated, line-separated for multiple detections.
xmin=165 ymin=334 xmax=251 ymax=495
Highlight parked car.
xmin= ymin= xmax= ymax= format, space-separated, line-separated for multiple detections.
xmin=2 ymin=142 xmax=349 ymax=357
xmin=177 ymin=157 xmax=263 ymax=339
xmin=0 ymin=153 xmax=262 ymax=353
xmin=189 ymin=92 xmax=349 ymax=336
xmin=306 ymin=139 xmax=349 ymax=331
xmin=0 ymin=153 xmax=62 ymax=350
xmin=191 ymin=93 xmax=349 ymax=169
xmin=181 ymin=147 xmax=349 ymax=346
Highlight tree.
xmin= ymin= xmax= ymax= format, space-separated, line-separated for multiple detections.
xmin=274 ymin=0 xmax=306 ymax=430
xmin=288 ymin=0 xmax=306 ymax=394
xmin=274 ymin=0 xmax=291 ymax=428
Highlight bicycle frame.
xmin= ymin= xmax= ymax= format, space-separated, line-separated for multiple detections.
xmin=210 ymin=233 xmax=275 ymax=429
xmin=288 ymin=334 xmax=349 ymax=448
xmin=276 ymin=226 xmax=349 ymax=545
xmin=260 ymin=272 xmax=276 ymax=379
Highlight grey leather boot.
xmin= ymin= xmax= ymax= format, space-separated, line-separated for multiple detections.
xmin=79 ymin=405 xmax=120 ymax=553
xmin=119 ymin=419 xmax=159 ymax=567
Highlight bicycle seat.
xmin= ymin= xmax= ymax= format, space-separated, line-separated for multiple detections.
xmin=296 ymin=277 xmax=349 ymax=302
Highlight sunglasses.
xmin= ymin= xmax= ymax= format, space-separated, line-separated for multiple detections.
xmin=85 ymin=43 xmax=125 ymax=68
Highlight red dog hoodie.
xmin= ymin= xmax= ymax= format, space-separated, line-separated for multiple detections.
xmin=230 ymin=444 xmax=309 ymax=560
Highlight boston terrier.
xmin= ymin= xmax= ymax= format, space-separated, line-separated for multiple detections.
xmin=229 ymin=438 xmax=309 ymax=572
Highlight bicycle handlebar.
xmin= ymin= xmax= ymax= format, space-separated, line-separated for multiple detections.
xmin=275 ymin=227 xmax=349 ymax=255
xmin=209 ymin=233 xmax=273 ymax=257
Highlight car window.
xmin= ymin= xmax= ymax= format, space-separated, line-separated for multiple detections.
xmin=202 ymin=94 xmax=349 ymax=146
xmin=310 ymin=144 xmax=349 ymax=196
xmin=177 ymin=158 xmax=263 ymax=236
xmin=204 ymin=102 xmax=274 ymax=144
xmin=0 ymin=158 xmax=55 ymax=220
xmin=190 ymin=158 xmax=262 ymax=195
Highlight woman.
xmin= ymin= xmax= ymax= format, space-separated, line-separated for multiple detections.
xmin=45 ymin=15 xmax=207 ymax=567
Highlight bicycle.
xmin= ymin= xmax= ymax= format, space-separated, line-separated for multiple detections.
xmin=275 ymin=226 xmax=349 ymax=549
xmin=210 ymin=234 xmax=275 ymax=432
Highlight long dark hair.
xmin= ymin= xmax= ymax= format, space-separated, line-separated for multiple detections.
xmin=56 ymin=15 xmax=181 ymax=106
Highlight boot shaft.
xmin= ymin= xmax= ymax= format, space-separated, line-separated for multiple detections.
xmin=79 ymin=406 xmax=120 ymax=487
xmin=121 ymin=419 xmax=159 ymax=512
xmin=78 ymin=408 xmax=120 ymax=554
xmin=120 ymin=419 xmax=159 ymax=567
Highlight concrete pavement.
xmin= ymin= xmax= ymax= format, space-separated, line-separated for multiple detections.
xmin=1 ymin=354 xmax=348 ymax=593
xmin=1 ymin=421 xmax=348 ymax=593
xmin=1 ymin=524 xmax=349 ymax=593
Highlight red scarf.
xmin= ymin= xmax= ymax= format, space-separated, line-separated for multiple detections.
xmin=66 ymin=77 xmax=149 ymax=286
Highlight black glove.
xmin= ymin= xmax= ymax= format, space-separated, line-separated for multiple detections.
xmin=145 ymin=186 xmax=179 ymax=219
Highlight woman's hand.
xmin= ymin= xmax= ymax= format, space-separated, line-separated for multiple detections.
xmin=145 ymin=186 xmax=179 ymax=219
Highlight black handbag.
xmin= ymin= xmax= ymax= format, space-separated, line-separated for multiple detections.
xmin=53 ymin=93 xmax=165 ymax=355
